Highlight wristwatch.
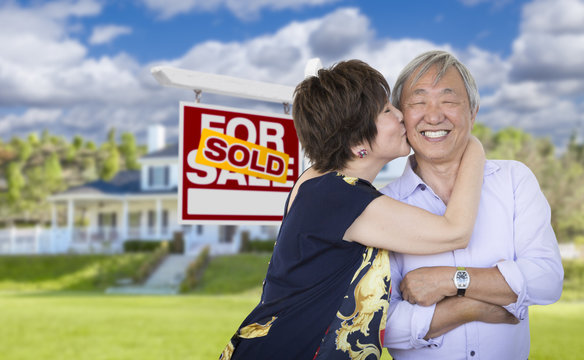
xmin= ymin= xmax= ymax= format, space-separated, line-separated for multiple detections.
xmin=453 ymin=266 xmax=470 ymax=296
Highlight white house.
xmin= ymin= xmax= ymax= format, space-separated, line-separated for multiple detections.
xmin=35 ymin=125 xmax=278 ymax=255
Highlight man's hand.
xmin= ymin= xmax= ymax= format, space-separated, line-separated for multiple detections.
xmin=400 ymin=266 xmax=456 ymax=306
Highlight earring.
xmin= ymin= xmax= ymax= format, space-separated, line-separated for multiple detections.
xmin=358 ymin=149 xmax=368 ymax=158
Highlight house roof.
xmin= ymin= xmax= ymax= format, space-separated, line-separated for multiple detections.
xmin=141 ymin=143 xmax=179 ymax=159
xmin=53 ymin=170 xmax=176 ymax=198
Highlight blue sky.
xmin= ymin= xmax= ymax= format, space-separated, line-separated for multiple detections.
xmin=1 ymin=0 xmax=583 ymax=148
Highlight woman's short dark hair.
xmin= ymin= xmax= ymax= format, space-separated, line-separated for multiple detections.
xmin=292 ymin=59 xmax=390 ymax=172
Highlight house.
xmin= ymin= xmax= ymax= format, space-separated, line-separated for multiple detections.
xmin=45 ymin=125 xmax=279 ymax=256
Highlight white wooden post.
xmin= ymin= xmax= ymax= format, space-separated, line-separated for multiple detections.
xmin=51 ymin=203 xmax=57 ymax=228
xmin=122 ymin=199 xmax=129 ymax=241
xmin=50 ymin=203 xmax=57 ymax=253
xmin=67 ymin=199 xmax=74 ymax=249
xmin=155 ymin=199 xmax=162 ymax=239
xmin=9 ymin=227 xmax=16 ymax=254
xmin=151 ymin=66 xmax=294 ymax=104
xmin=34 ymin=225 xmax=41 ymax=254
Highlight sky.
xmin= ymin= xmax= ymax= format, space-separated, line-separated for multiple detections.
xmin=1 ymin=0 xmax=584 ymax=149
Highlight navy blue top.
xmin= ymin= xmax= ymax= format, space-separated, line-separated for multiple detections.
xmin=220 ymin=172 xmax=391 ymax=360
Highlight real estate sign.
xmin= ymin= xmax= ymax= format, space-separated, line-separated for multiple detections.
xmin=179 ymin=102 xmax=301 ymax=224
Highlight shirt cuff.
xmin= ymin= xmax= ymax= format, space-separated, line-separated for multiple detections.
xmin=410 ymin=303 xmax=443 ymax=349
xmin=496 ymin=260 xmax=527 ymax=320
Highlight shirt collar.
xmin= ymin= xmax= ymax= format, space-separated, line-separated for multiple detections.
xmin=392 ymin=155 xmax=500 ymax=200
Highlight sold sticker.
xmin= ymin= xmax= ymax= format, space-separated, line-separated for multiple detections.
xmin=195 ymin=128 xmax=289 ymax=183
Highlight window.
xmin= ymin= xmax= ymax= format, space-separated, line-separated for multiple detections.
xmin=147 ymin=210 xmax=169 ymax=231
xmin=98 ymin=212 xmax=117 ymax=227
xmin=148 ymin=166 xmax=169 ymax=187
xmin=219 ymin=225 xmax=236 ymax=243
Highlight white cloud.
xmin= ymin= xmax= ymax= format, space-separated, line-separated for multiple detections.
xmin=471 ymin=0 xmax=584 ymax=146
xmin=89 ymin=25 xmax=132 ymax=45
xmin=0 ymin=108 xmax=63 ymax=136
xmin=521 ymin=0 xmax=584 ymax=34
xmin=139 ymin=0 xmax=340 ymax=20
xmin=510 ymin=0 xmax=584 ymax=81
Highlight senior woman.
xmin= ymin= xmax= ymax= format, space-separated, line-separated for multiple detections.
xmin=220 ymin=60 xmax=485 ymax=360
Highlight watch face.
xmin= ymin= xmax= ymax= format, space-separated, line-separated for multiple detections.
xmin=455 ymin=271 xmax=469 ymax=288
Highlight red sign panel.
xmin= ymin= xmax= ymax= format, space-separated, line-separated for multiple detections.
xmin=179 ymin=102 xmax=301 ymax=224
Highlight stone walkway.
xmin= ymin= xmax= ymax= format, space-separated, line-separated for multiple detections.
xmin=106 ymin=253 xmax=197 ymax=295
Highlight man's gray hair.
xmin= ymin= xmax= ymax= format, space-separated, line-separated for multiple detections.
xmin=391 ymin=50 xmax=480 ymax=115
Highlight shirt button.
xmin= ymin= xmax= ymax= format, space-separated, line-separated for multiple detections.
xmin=470 ymin=350 xmax=476 ymax=356
xmin=420 ymin=184 xmax=427 ymax=191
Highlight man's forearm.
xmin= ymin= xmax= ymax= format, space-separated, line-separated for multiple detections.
xmin=425 ymin=297 xmax=471 ymax=339
xmin=425 ymin=296 xmax=519 ymax=339
xmin=465 ymin=266 xmax=517 ymax=306
xmin=400 ymin=265 xmax=518 ymax=307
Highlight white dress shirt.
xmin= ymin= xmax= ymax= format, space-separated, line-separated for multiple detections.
xmin=380 ymin=157 xmax=563 ymax=360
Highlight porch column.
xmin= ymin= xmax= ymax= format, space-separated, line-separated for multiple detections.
xmin=121 ymin=199 xmax=129 ymax=241
xmin=67 ymin=199 xmax=74 ymax=248
xmin=50 ymin=203 xmax=57 ymax=253
xmin=51 ymin=203 xmax=57 ymax=229
xmin=155 ymin=199 xmax=162 ymax=239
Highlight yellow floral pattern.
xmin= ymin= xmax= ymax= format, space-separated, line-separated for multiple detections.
xmin=219 ymin=317 xmax=278 ymax=359
xmin=333 ymin=247 xmax=391 ymax=359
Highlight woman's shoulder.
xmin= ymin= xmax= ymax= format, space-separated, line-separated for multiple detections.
xmin=295 ymin=169 xmax=378 ymax=195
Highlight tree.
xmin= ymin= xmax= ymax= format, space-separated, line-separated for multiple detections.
xmin=10 ymin=137 xmax=32 ymax=163
xmin=72 ymin=135 xmax=84 ymax=150
xmin=44 ymin=152 xmax=64 ymax=193
xmin=6 ymin=162 xmax=25 ymax=207
xmin=99 ymin=144 xmax=120 ymax=181
xmin=119 ymin=132 xmax=140 ymax=170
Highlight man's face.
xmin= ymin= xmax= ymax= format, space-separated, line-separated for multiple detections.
xmin=400 ymin=65 xmax=476 ymax=165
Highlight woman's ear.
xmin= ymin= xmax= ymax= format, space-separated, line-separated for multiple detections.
xmin=351 ymin=144 xmax=369 ymax=158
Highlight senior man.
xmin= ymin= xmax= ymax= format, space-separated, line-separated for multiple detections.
xmin=381 ymin=50 xmax=563 ymax=360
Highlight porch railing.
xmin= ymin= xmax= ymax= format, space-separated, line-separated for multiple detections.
xmin=0 ymin=226 xmax=180 ymax=255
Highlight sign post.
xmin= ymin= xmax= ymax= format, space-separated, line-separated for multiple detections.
xmin=179 ymin=102 xmax=300 ymax=224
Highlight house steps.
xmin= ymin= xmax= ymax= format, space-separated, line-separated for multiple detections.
xmin=106 ymin=253 xmax=197 ymax=295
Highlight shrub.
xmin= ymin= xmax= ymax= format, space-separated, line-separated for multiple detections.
xmin=561 ymin=259 xmax=584 ymax=301
xmin=239 ymin=231 xmax=251 ymax=252
xmin=170 ymin=232 xmax=184 ymax=254
xmin=180 ymin=246 xmax=211 ymax=293
xmin=246 ymin=239 xmax=276 ymax=253
xmin=123 ymin=240 xmax=164 ymax=253
xmin=133 ymin=241 xmax=169 ymax=283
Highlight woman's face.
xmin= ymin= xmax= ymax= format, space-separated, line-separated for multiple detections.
xmin=369 ymin=101 xmax=410 ymax=160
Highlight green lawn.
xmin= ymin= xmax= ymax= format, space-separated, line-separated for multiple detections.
xmin=0 ymin=292 xmax=582 ymax=360
xmin=1 ymin=255 xmax=582 ymax=359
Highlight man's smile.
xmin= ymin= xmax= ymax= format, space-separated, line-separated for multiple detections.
xmin=421 ymin=130 xmax=450 ymax=139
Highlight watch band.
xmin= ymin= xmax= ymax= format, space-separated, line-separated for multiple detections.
xmin=457 ymin=287 xmax=466 ymax=296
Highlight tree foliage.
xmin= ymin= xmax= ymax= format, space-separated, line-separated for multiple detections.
xmin=473 ymin=123 xmax=584 ymax=242
xmin=0 ymin=129 xmax=147 ymax=225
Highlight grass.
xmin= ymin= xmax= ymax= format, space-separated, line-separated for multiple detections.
xmin=0 ymin=254 xmax=152 ymax=291
xmin=0 ymin=292 xmax=581 ymax=360
xmin=0 ymin=254 xmax=583 ymax=359
xmin=0 ymin=292 xmax=258 ymax=360
xmin=190 ymin=253 xmax=271 ymax=294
